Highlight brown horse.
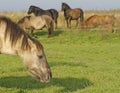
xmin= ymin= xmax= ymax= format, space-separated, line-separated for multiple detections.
xmin=0 ymin=16 xmax=52 ymax=82
xmin=18 ymin=15 xmax=53 ymax=37
xmin=61 ymin=2 xmax=84 ymax=28
xmin=81 ymin=15 xmax=115 ymax=32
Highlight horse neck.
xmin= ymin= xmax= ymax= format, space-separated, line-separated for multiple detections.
xmin=64 ymin=7 xmax=71 ymax=12
xmin=34 ymin=7 xmax=45 ymax=15
xmin=39 ymin=8 xmax=45 ymax=12
xmin=38 ymin=9 xmax=51 ymax=17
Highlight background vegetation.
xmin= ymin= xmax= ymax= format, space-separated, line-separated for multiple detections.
xmin=0 ymin=10 xmax=120 ymax=93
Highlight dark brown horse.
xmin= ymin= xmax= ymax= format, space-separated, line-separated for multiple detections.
xmin=81 ymin=15 xmax=115 ymax=32
xmin=18 ymin=15 xmax=53 ymax=37
xmin=0 ymin=16 xmax=52 ymax=82
xmin=27 ymin=5 xmax=59 ymax=29
xmin=61 ymin=2 xmax=84 ymax=28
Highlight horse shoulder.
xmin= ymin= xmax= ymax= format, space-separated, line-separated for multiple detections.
xmin=85 ymin=15 xmax=99 ymax=26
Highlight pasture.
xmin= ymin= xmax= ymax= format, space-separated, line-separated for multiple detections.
xmin=0 ymin=10 xmax=120 ymax=93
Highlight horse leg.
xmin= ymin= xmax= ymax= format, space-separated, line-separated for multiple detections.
xmin=68 ymin=19 xmax=71 ymax=28
xmin=108 ymin=24 xmax=114 ymax=33
xmin=66 ymin=19 xmax=69 ymax=28
xmin=47 ymin=27 xmax=53 ymax=37
xmin=80 ymin=13 xmax=84 ymax=24
xmin=55 ymin=19 xmax=57 ymax=29
xmin=76 ymin=19 xmax=78 ymax=27
xmin=47 ymin=21 xmax=53 ymax=37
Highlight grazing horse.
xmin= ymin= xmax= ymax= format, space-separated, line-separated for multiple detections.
xmin=81 ymin=15 xmax=115 ymax=32
xmin=61 ymin=2 xmax=84 ymax=28
xmin=18 ymin=15 xmax=53 ymax=37
xmin=27 ymin=5 xmax=59 ymax=29
xmin=0 ymin=16 xmax=52 ymax=82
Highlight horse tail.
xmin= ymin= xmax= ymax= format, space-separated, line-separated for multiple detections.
xmin=80 ymin=9 xmax=84 ymax=24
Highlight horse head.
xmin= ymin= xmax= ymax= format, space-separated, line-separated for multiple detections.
xmin=0 ymin=16 xmax=52 ymax=83
xmin=27 ymin=5 xmax=40 ymax=16
xmin=61 ymin=2 xmax=71 ymax=11
xmin=21 ymin=37 xmax=52 ymax=83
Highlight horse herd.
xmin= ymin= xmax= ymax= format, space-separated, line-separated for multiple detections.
xmin=17 ymin=2 xmax=115 ymax=37
xmin=0 ymin=2 xmax=116 ymax=83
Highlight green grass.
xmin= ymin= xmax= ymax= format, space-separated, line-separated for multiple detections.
xmin=0 ymin=28 xmax=120 ymax=93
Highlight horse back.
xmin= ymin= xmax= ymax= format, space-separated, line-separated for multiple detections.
xmin=47 ymin=9 xmax=58 ymax=20
xmin=30 ymin=15 xmax=53 ymax=30
xmin=66 ymin=8 xmax=83 ymax=19
xmin=82 ymin=15 xmax=115 ymax=28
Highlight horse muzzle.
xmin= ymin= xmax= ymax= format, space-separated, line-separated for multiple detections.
xmin=40 ymin=71 xmax=52 ymax=83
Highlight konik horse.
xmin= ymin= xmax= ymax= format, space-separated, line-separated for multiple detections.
xmin=0 ymin=16 xmax=52 ymax=82
xmin=18 ymin=15 xmax=53 ymax=37
xmin=81 ymin=15 xmax=115 ymax=32
xmin=61 ymin=2 xmax=84 ymax=28
xmin=27 ymin=5 xmax=59 ymax=29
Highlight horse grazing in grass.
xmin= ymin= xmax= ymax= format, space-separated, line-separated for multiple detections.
xmin=27 ymin=5 xmax=59 ymax=29
xmin=61 ymin=2 xmax=84 ymax=28
xmin=81 ymin=15 xmax=115 ymax=32
xmin=0 ymin=16 xmax=52 ymax=82
xmin=18 ymin=15 xmax=53 ymax=37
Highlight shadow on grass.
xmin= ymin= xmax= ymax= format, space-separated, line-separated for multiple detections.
xmin=50 ymin=61 xmax=88 ymax=68
xmin=0 ymin=76 xmax=93 ymax=92
xmin=33 ymin=29 xmax=63 ymax=37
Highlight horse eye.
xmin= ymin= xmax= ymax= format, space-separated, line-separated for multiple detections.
xmin=38 ymin=55 xmax=43 ymax=59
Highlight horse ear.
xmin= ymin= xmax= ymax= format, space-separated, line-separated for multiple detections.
xmin=62 ymin=2 xmax=65 ymax=4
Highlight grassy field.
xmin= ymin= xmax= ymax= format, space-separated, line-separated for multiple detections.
xmin=0 ymin=10 xmax=120 ymax=93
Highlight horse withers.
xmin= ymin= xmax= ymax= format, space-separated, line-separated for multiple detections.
xmin=18 ymin=15 xmax=53 ymax=37
xmin=27 ymin=5 xmax=59 ymax=29
xmin=0 ymin=16 xmax=52 ymax=82
xmin=81 ymin=15 xmax=115 ymax=32
xmin=61 ymin=2 xmax=84 ymax=28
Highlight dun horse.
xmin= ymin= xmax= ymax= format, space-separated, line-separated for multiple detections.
xmin=27 ymin=5 xmax=59 ymax=29
xmin=18 ymin=15 xmax=53 ymax=37
xmin=0 ymin=16 xmax=52 ymax=82
xmin=81 ymin=15 xmax=115 ymax=32
xmin=61 ymin=2 xmax=84 ymax=28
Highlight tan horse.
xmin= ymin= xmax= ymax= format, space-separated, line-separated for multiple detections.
xmin=81 ymin=15 xmax=115 ymax=32
xmin=18 ymin=15 xmax=53 ymax=37
xmin=0 ymin=16 xmax=52 ymax=82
